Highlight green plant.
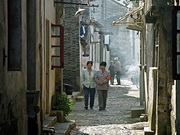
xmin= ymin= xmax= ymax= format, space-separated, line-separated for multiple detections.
xmin=56 ymin=93 xmax=74 ymax=117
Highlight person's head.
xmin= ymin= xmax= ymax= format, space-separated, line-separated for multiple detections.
xmin=87 ymin=61 xmax=93 ymax=69
xmin=114 ymin=57 xmax=118 ymax=61
xmin=110 ymin=61 xmax=114 ymax=65
xmin=100 ymin=61 xmax=106 ymax=70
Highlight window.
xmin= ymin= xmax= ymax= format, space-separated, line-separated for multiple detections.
xmin=172 ymin=7 xmax=180 ymax=79
xmin=51 ymin=24 xmax=64 ymax=69
xmin=8 ymin=0 xmax=22 ymax=71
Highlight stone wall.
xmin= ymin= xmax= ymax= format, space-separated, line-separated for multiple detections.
xmin=145 ymin=3 xmax=174 ymax=134
xmin=63 ymin=3 xmax=80 ymax=91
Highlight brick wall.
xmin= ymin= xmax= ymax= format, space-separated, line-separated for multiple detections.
xmin=63 ymin=4 xmax=80 ymax=91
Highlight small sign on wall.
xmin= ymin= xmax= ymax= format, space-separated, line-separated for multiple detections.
xmin=104 ymin=35 xmax=110 ymax=45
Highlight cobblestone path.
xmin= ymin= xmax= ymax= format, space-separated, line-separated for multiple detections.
xmin=67 ymin=79 xmax=146 ymax=135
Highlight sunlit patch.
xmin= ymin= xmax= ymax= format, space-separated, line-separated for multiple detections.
xmin=70 ymin=122 xmax=148 ymax=135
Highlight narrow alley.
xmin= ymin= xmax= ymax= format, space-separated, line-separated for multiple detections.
xmin=1 ymin=0 xmax=180 ymax=135
xmin=68 ymin=79 xmax=146 ymax=135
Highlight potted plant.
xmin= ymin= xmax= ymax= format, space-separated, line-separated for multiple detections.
xmin=56 ymin=93 xmax=74 ymax=118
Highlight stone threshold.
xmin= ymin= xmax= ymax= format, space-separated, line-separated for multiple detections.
xmin=54 ymin=120 xmax=76 ymax=135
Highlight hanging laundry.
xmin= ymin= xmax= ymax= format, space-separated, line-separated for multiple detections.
xmin=80 ymin=25 xmax=86 ymax=38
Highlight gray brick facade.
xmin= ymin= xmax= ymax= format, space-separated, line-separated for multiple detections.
xmin=63 ymin=5 xmax=80 ymax=91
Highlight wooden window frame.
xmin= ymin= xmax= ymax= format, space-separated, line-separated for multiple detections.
xmin=51 ymin=24 xmax=64 ymax=69
xmin=172 ymin=7 xmax=180 ymax=79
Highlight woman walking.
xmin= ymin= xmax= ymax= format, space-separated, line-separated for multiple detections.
xmin=82 ymin=61 xmax=96 ymax=110
xmin=95 ymin=61 xmax=110 ymax=111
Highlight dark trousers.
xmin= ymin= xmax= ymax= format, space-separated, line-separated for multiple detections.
xmin=116 ymin=71 xmax=121 ymax=85
xmin=84 ymin=86 xmax=96 ymax=108
xmin=97 ymin=90 xmax=107 ymax=110
xmin=110 ymin=74 xmax=115 ymax=84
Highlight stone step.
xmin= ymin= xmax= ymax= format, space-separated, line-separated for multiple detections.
xmin=76 ymin=96 xmax=84 ymax=102
xmin=144 ymin=127 xmax=155 ymax=135
xmin=54 ymin=120 xmax=76 ymax=135
xmin=131 ymin=106 xmax=145 ymax=118
xmin=43 ymin=116 xmax=57 ymax=127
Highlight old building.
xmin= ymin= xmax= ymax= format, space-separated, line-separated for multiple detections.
xmin=91 ymin=0 xmax=139 ymax=75
xmin=0 ymin=0 xmax=64 ymax=134
xmin=112 ymin=0 xmax=180 ymax=134
xmin=89 ymin=18 xmax=103 ymax=70
xmin=144 ymin=0 xmax=176 ymax=134
xmin=0 ymin=0 xmax=28 ymax=134
xmin=27 ymin=0 xmax=65 ymax=134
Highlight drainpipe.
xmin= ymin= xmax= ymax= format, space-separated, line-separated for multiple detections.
xmin=139 ymin=27 xmax=145 ymax=107
xmin=139 ymin=9 xmax=147 ymax=107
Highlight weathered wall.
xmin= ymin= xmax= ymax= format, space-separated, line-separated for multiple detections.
xmin=40 ymin=0 xmax=57 ymax=118
xmin=89 ymin=25 xmax=101 ymax=70
xmin=27 ymin=0 xmax=38 ymax=90
xmin=55 ymin=3 xmax=64 ymax=93
xmin=155 ymin=6 xmax=173 ymax=135
xmin=0 ymin=0 xmax=27 ymax=135
xmin=145 ymin=3 xmax=174 ymax=134
xmin=63 ymin=2 xmax=80 ymax=91
xmin=27 ymin=0 xmax=58 ymax=129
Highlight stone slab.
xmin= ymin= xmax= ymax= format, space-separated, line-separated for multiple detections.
xmin=144 ymin=127 xmax=155 ymax=135
xmin=76 ymin=96 xmax=84 ymax=102
xmin=43 ymin=116 xmax=57 ymax=127
xmin=54 ymin=120 xmax=76 ymax=135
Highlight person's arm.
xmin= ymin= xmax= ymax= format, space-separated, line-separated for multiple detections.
xmin=103 ymin=72 xmax=110 ymax=84
xmin=95 ymin=71 xmax=103 ymax=85
xmin=95 ymin=71 xmax=100 ymax=83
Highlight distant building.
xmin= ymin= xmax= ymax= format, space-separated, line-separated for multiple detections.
xmin=113 ymin=0 xmax=180 ymax=134
xmin=91 ymin=0 xmax=138 ymax=75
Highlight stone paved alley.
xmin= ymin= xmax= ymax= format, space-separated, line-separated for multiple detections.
xmin=67 ymin=79 xmax=147 ymax=135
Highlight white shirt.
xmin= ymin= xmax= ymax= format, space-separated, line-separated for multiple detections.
xmin=82 ymin=69 xmax=96 ymax=88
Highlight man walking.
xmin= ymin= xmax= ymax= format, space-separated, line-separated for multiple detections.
xmin=114 ymin=57 xmax=121 ymax=85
